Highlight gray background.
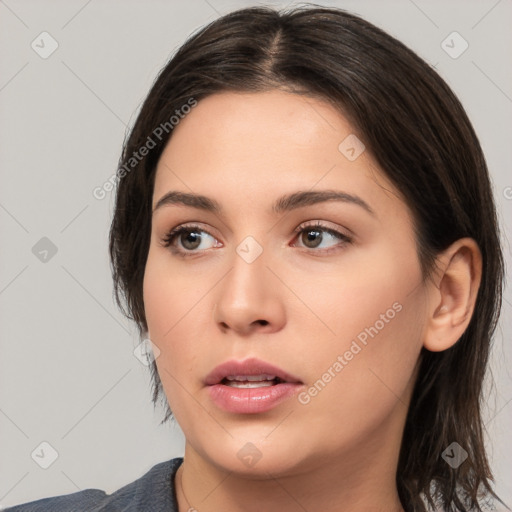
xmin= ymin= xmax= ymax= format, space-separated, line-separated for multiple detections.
xmin=0 ymin=0 xmax=510 ymax=508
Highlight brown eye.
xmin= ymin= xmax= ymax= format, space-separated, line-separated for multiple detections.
xmin=294 ymin=222 xmax=352 ymax=252
xmin=162 ymin=224 xmax=220 ymax=257
xmin=301 ymin=229 xmax=324 ymax=249
xmin=179 ymin=229 xmax=203 ymax=250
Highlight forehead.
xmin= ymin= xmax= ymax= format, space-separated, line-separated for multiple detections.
xmin=153 ymin=90 xmax=402 ymax=220
xmin=158 ymin=90 xmax=352 ymax=171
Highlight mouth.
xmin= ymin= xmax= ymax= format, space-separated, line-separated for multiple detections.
xmin=205 ymin=358 xmax=303 ymax=414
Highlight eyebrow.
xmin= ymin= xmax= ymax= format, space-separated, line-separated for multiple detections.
xmin=153 ymin=189 xmax=375 ymax=216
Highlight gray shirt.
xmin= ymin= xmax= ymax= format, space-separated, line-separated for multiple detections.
xmin=4 ymin=457 xmax=183 ymax=511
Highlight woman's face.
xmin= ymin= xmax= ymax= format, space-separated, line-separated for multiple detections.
xmin=143 ymin=90 xmax=429 ymax=476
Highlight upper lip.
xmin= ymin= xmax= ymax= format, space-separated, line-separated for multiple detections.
xmin=205 ymin=358 xmax=303 ymax=386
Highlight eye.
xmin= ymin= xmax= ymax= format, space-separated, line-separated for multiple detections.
xmin=292 ymin=221 xmax=352 ymax=253
xmin=161 ymin=221 xmax=352 ymax=258
xmin=161 ymin=224 xmax=221 ymax=257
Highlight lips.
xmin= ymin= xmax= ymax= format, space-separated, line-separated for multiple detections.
xmin=204 ymin=358 xmax=302 ymax=386
xmin=205 ymin=358 xmax=303 ymax=414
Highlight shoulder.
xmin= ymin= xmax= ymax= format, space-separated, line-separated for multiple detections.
xmin=4 ymin=457 xmax=183 ymax=512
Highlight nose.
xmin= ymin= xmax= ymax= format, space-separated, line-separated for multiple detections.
xmin=213 ymin=249 xmax=286 ymax=337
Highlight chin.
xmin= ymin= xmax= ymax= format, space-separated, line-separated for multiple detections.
xmin=197 ymin=434 xmax=316 ymax=478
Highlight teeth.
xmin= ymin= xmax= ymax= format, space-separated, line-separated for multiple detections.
xmin=225 ymin=381 xmax=275 ymax=388
xmin=225 ymin=374 xmax=277 ymax=382
xmin=222 ymin=374 xmax=281 ymax=388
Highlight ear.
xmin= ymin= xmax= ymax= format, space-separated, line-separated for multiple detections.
xmin=423 ymin=238 xmax=482 ymax=352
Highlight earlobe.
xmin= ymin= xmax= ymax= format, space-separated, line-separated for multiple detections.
xmin=423 ymin=238 xmax=482 ymax=352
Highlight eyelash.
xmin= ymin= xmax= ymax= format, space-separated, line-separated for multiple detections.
xmin=160 ymin=221 xmax=352 ymax=258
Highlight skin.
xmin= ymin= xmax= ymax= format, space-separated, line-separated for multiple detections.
xmin=143 ymin=90 xmax=482 ymax=512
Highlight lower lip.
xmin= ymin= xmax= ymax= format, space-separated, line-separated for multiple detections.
xmin=207 ymin=382 xmax=302 ymax=414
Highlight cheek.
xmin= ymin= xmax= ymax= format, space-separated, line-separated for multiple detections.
xmin=142 ymin=249 xmax=211 ymax=411
xmin=295 ymin=264 xmax=426 ymax=442
xmin=304 ymin=302 xmax=422 ymax=449
xmin=143 ymin=248 xmax=208 ymax=339
xmin=288 ymin=242 xmax=421 ymax=349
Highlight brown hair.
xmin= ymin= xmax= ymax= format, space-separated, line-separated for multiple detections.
xmin=109 ymin=5 xmax=504 ymax=511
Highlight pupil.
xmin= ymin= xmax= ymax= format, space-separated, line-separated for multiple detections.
xmin=182 ymin=231 xmax=201 ymax=250
xmin=304 ymin=229 xmax=322 ymax=248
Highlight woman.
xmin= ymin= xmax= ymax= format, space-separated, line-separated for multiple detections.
xmin=7 ymin=5 xmax=505 ymax=512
